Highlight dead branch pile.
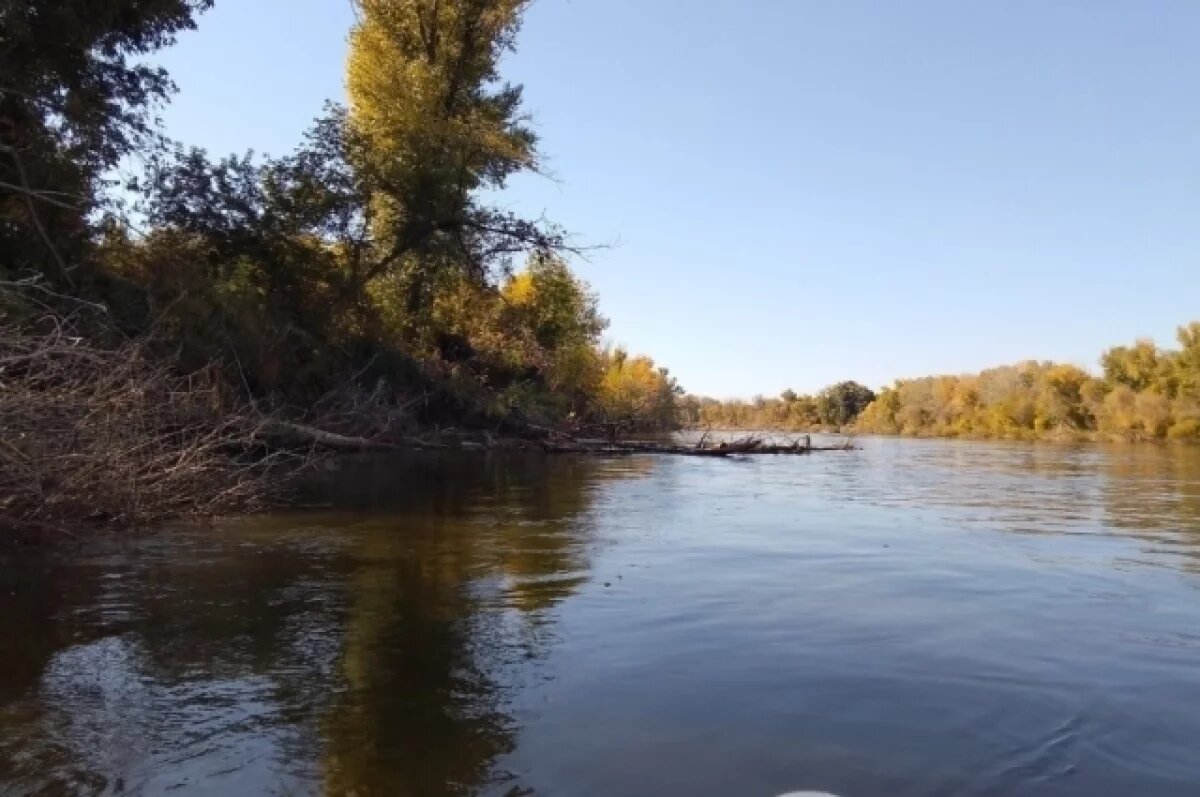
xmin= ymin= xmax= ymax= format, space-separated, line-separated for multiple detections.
xmin=0 ymin=316 xmax=295 ymax=537
xmin=305 ymin=371 xmax=423 ymax=442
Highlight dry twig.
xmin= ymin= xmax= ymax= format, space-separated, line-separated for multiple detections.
xmin=0 ymin=310 xmax=297 ymax=537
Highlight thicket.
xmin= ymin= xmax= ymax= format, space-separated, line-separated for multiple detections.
xmin=0 ymin=0 xmax=679 ymax=533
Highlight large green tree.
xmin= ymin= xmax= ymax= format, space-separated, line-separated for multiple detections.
xmin=816 ymin=381 xmax=877 ymax=426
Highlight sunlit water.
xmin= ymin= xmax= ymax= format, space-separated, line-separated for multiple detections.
xmin=3 ymin=437 xmax=1200 ymax=796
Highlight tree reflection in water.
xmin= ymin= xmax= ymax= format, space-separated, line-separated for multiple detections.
xmin=0 ymin=452 xmax=649 ymax=796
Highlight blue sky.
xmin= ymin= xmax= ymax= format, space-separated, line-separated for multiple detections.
xmin=154 ymin=0 xmax=1200 ymax=398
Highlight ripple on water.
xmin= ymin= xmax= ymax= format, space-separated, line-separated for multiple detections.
xmin=2 ymin=442 xmax=1200 ymax=796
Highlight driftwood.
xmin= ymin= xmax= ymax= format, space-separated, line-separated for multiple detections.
xmin=264 ymin=423 xmax=858 ymax=459
xmin=263 ymin=420 xmax=414 ymax=452
xmin=541 ymin=434 xmax=857 ymax=457
xmin=262 ymin=422 xmax=540 ymax=453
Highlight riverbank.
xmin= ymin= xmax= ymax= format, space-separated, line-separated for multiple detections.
xmin=685 ymin=423 xmax=1200 ymax=445
xmin=851 ymin=427 xmax=1200 ymax=445
xmin=0 ymin=333 xmax=859 ymax=540
xmin=0 ymin=280 xmax=674 ymax=540
xmin=3 ymin=0 xmax=685 ymax=541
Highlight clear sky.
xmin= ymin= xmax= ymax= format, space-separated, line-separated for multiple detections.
xmin=153 ymin=0 xmax=1200 ymax=398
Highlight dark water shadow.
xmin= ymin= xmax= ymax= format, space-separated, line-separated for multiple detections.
xmin=0 ymin=452 xmax=649 ymax=796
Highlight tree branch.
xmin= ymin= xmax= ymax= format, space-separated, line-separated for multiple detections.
xmin=1 ymin=143 xmax=75 ymax=287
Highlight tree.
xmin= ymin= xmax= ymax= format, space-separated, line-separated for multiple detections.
xmin=816 ymin=381 xmax=877 ymax=426
xmin=1172 ymin=322 xmax=1200 ymax=400
xmin=1 ymin=0 xmax=212 ymax=284
xmin=343 ymin=0 xmax=564 ymax=318
xmin=121 ymin=136 xmax=365 ymax=390
xmin=598 ymin=349 xmax=681 ymax=428
xmin=501 ymin=254 xmax=607 ymax=404
xmin=1101 ymin=340 xmax=1162 ymax=393
xmin=502 ymin=255 xmax=605 ymax=353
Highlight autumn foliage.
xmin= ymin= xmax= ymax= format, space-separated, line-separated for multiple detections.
xmin=856 ymin=324 xmax=1200 ymax=441
xmin=2 ymin=0 xmax=680 ymax=440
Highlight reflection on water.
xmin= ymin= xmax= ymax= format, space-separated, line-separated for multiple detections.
xmin=851 ymin=440 xmax=1200 ymax=570
xmin=0 ymin=454 xmax=646 ymax=796
xmin=2 ymin=441 xmax=1200 ymax=796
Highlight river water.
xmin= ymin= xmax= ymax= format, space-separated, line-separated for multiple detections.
xmin=2 ymin=438 xmax=1200 ymax=796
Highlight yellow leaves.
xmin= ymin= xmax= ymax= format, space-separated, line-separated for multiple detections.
xmin=1101 ymin=339 xmax=1163 ymax=393
xmin=346 ymin=0 xmax=535 ymax=182
xmin=502 ymin=270 xmax=535 ymax=306
xmin=855 ymin=322 xmax=1200 ymax=441
xmin=597 ymin=349 xmax=678 ymax=425
xmin=360 ymin=252 xmax=640 ymax=423
xmin=1134 ymin=391 xmax=1171 ymax=438
xmin=1098 ymin=385 xmax=1137 ymax=435
xmin=1168 ymin=418 xmax=1200 ymax=440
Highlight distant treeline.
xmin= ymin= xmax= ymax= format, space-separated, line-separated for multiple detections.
xmin=856 ymin=323 xmax=1200 ymax=441
xmin=681 ymin=381 xmax=877 ymax=431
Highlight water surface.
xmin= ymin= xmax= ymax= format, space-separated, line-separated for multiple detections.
xmin=3 ymin=438 xmax=1200 ymax=796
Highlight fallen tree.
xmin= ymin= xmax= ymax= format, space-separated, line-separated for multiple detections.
xmin=541 ymin=434 xmax=858 ymax=457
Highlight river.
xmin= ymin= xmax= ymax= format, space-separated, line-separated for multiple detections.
xmin=2 ymin=437 xmax=1200 ymax=796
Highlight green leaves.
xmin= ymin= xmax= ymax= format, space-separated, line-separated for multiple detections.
xmin=1 ymin=0 xmax=212 ymax=283
xmin=345 ymin=0 xmax=557 ymax=296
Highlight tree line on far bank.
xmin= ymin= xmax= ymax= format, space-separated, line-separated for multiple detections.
xmin=680 ymin=382 xmax=877 ymax=431
xmin=857 ymin=323 xmax=1200 ymax=442
xmin=684 ymin=322 xmax=1200 ymax=444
